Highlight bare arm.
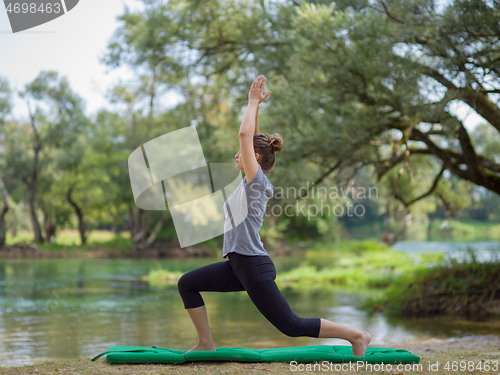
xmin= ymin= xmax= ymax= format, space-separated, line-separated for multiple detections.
xmin=238 ymin=76 xmax=270 ymax=183
xmin=248 ymin=75 xmax=270 ymax=136
xmin=255 ymin=105 xmax=259 ymax=135
xmin=238 ymin=101 xmax=259 ymax=137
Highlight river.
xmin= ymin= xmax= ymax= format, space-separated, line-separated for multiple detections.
xmin=1 ymin=241 xmax=499 ymax=366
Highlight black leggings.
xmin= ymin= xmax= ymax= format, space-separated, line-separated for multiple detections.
xmin=177 ymin=252 xmax=321 ymax=338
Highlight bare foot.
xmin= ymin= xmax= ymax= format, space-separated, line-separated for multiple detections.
xmin=351 ymin=330 xmax=371 ymax=357
xmin=187 ymin=342 xmax=216 ymax=352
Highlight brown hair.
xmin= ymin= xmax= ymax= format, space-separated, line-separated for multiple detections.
xmin=253 ymin=133 xmax=284 ymax=174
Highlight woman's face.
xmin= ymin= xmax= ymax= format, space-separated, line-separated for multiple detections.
xmin=234 ymin=150 xmax=243 ymax=170
xmin=234 ymin=150 xmax=258 ymax=171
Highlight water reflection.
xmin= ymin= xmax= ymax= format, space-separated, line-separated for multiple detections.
xmin=0 ymin=255 xmax=499 ymax=366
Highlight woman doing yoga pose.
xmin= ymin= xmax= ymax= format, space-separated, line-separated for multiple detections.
xmin=177 ymin=75 xmax=372 ymax=356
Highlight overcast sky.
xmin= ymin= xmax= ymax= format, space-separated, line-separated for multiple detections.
xmin=0 ymin=0 xmax=486 ymax=130
xmin=0 ymin=0 xmax=182 ymax=123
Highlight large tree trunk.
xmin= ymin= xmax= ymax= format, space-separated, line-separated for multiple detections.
xmin=135 ymin=211 xmax=169 ymax=251
xmin=26 ymin=101 xmax=44 ymax=244
xmin=29 ymin=176 xmax=44 ymax=244
xmin=67 ymin=187 xmax=86 ymax=245
xmin=0 ymin=208 xmax=7 ymax=249
xmin=43 ymin=211 xmax=56 ymax=244
xmin=127 ymin=203 xmax=168 ymax=252
xmin=128 ymin=203 xmax=143 ymax=251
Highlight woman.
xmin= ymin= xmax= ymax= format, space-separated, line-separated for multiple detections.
xmin=177 ymin=75 xmax=372 ymax=356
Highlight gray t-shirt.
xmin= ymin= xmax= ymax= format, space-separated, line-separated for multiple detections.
xmin=222 ymin=164 xmax=274 ymax=258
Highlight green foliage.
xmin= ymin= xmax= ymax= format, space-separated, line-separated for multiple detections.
xmin=0 ymin=75 xmax=12 ymax=125
xmin=428 ymin=219 xmax=500 ymax=241
xmin=142 ymin=268 xmax=184 ymax=287
xmin=417 ymin=252 xmax=446 ymax=265
xmin=277 ymin=239 xmax=435 ymax=288
xmin=6 ymin=230 xmax=133 ymax=252
xmin=308 ymin=239 xmax=392 ymax=255
xmin=39 ymin=236 xmax=133 ymax=253
xmin=90 ymin=236 xmax=133 ymax=252
xmin=2 ymin=0 xmax=500 ymax=249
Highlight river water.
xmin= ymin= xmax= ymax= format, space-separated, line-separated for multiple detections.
xmin=1 ymin=242 xmax=499 ymax=367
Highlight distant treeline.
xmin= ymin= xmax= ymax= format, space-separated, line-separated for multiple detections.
xmin=1 ymin=0 xmax=499 ymax=250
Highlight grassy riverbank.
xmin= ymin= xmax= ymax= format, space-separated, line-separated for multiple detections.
xmin=2 ymin=343 xmax=499 ymax=375
xmin=346 ymin=219 xmax=500 ymax=241
xmin=1 ymin=230 xmax=217 ymax=258
xmin=276 ymin=240 xmax=444 ymax=289
xmin=4 ymin=217 xmax=500 ymax=257
xmin=426 ymin=219 xmax=500 ymax=241
xmin=3 ymin=230 xmax=133 ymax=255
xmin=141 ymin=239 xmax=500 ymax=320
xmin=362 ymin=252 xmax=500 ymax=318
xmin=140 ymin=239 xmax=444 ymax=289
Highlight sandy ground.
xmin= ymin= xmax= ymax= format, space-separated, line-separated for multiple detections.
xmin=389 ymin=335 xmax=500 ymax=356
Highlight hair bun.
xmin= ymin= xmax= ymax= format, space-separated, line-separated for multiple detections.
xmin=268 ymin=133 xmax=284 ymax=153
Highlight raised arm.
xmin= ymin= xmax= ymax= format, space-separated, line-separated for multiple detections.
xmin=239 ymin=75 xmax=270 ymax=136
xmin=238 ymin=76 xmax=271 ymax=183
xmin=255 ymin=105 xmax=259 ymax=135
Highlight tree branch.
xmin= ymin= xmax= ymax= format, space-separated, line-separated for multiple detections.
xmin=378 ymin=0 xmax=407 ymax=25
xmin=411 ymin=128 xmax=500 ymax=194
xmin=137 ymin=211 xmax=170 ymax=250
xmin=395 ymin=165 xmax=446 ymax=207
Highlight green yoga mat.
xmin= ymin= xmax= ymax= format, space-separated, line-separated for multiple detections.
xmin=91 ymin=344 xmax=420 ymax=364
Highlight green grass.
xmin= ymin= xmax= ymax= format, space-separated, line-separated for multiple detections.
xmin=141 ymin=239 xmax=447 ymax=291
xmin=142 ymin=268 xmax=184 ymax=287
xmin=276 ymin=239 xmax=445 ymax=289
xmin=345 ymin=219 xmax=500 ymax=241
xmin=5 ymin=230 xmax=133 ymax=253
xmin=428 ymin=219 xmax=500 ymax=241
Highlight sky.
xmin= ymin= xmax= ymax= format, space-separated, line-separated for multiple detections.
xmin=0 ymin=0 xmax=182 ymax=123
xmin=0 ymin=0 xmax=487 ymax=130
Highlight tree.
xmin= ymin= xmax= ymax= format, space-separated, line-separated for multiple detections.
xmin=8 ymin=71 xmax=89 ymax=243
xmin=173 ymin=0 xmax=500 ymax=241
xmin=270 ymin=0 xmax=500 ymax=241
xmin=102 ymin=0 xmax=500 ymax=244
xmin=0 ymin=76 xmax=13 ymax=248
xmin=100 ymin=1 xmax=253 ymax=250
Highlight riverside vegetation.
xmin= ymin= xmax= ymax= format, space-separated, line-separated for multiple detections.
xmin=364 ymin=249 xmax=500 ymax=319
xmin=3 ymin=229 xmax=500 ymax=318
xmin=143 ymin=239 xmax=500 ymax=319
